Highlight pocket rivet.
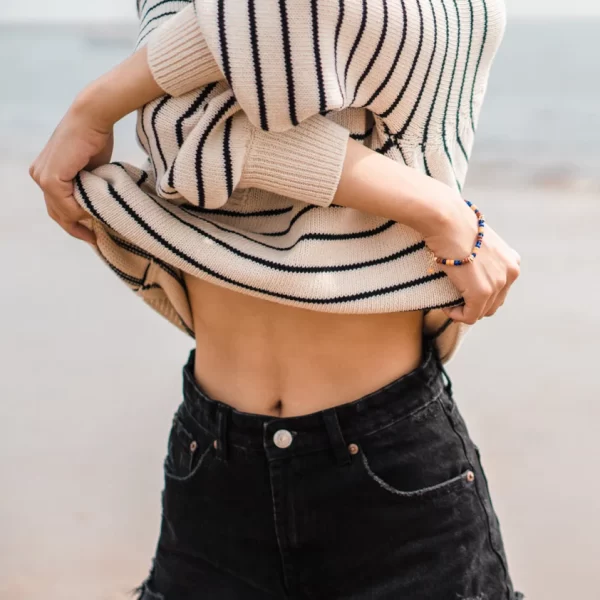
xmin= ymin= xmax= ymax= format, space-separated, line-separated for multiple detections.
xmin=348 ymin=443 xmax=359 ymax=455
xmin=190 ymin=441 xmax=198 ymax=453
xmin=466 ymin=470 xmax=475 ymax=482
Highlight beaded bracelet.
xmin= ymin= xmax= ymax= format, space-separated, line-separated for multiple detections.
xmin=429 ymin=199 xmax=485 ymax=269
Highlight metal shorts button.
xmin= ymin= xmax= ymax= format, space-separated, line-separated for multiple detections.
xmin=273 ymin=429 xmax=293 ymax=449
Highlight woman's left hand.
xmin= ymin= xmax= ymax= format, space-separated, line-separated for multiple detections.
xmin=29 ymin=99 xmax=115 ymax=245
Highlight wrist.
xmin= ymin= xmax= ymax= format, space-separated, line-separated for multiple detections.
xmin=71 ymin=83 xmax=119 ymax=132
xmin=72 ymin=47 xmax=163 ymax=130
xmin=423 ymin=196 xmax=479 ymax=258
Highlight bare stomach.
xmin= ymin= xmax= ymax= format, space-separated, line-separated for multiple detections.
xmin=184 ymin=274 xmax=424 ymax=418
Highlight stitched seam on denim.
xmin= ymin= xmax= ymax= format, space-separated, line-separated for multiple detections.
xmin=440 ymin=402 xmax=512 ymax=598
xmin=268 ymin=461 xmax=295 ymax=594
xmin=360 ymin=451 xmax=472 ymax=498
xmin=164 ymin=441 xmax=213 ymax=482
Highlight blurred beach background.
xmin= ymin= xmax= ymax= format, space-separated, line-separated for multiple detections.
xmin=1 ymin=1 xmax=599 ymax=598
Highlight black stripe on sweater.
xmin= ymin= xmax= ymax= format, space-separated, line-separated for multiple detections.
xmin=174 ymin=204 xmax=400 ymax=254
xmin=194 ymin=94 xmax=237 ymax=207
xmin=217 ymin=0 xmax=232 ymax=82
xmin=175 ymin=84 xmax=218 ymax=148
xmin=248 ymin=0 xmax=269 ymax=130
xmin=278 ymin=0 xmax=298 ymax=125
xmin=136 ymin=11 xmax=178 ymax=46
xmin=469 ymin=0 xmax=488 ymax=132
xmin=350 ymin=126 xmax=374 ymax=140
xmin=344 ymin=0 xmax=368 ymax=95
xmin=380 ymin=0 xmax=424 ymax=119
xmin=87 ymin=178 xmax=449 ymax=303
xmin=362 ymin=0 xmax=408 ymax=108
xmin=351 ymin=0 xmax=388 ymax=106
xmin=151 ymin=95 xmax=172 ymax=172
xmin=456 ymin=0 xmax=475 ymax=162
xmin=440 ymin=0 xmax=463 ymax=190
xmin=168 ymin=85 xmax=219 ymax=190
xmin=393 ymin=0 xmax=438 ymax=138
xmin=223 ymin=117 xmax=234 ymax=198
xmin=137 ymin=170 xmax=149 ymax=187
xmin=183 ymin=205 xmax=295 ymax=218
xmin=141 ymin=0 xmax=183 ymax=19
xmin=310 ymin=0 xmax=327 ymax=113
xmin=334 ymin=0 xmax=346 ymax=103
xmin=74 ymin=174 xmax=111 ymax=229
xmin=106 ymin=231 xmax=183 ymax=285
xmin=423 ymin=0 xmax=448 ymax=176
xmin=106 ymin=262 xmax=145 ymax=287
xmin=138 ymin=104 xmax=151 ymax=164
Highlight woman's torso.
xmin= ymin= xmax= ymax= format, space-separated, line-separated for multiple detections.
xmin=185 ymin=274 xmax=424 ymax=417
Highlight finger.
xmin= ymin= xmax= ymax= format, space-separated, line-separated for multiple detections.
xmin=484 ymin=286 xmax=509 ymax=317
xmin=39 ymin=171 xmax=74 ymax=201
xmin=53 ymin=213 xmax=96 ymax=244
xmin=443 ymin=299 xmax=485 ymax=325
xmin=482 ymin=290 xmax=501 ymax=318
xmin=44 ymin=192 xmax=87 ymax=223
xmin=67 ymin=221 xmax=96 ymax=245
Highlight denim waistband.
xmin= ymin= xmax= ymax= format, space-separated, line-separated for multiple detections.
xmin=181 ymin=338 xmax=448 ymax=463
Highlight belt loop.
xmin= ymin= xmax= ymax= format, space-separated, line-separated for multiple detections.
xmin=322 ymin=408 xmax=351 ymax=466
xmin=215 ymin=404 xmax=229 ymax=462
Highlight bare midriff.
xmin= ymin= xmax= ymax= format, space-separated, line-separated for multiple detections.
xmin=184 ymin=274 xmax=424 ymax=418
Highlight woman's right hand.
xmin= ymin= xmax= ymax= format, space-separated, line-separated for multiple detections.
xmin=424 ymin=201 xmax=521 ymax=325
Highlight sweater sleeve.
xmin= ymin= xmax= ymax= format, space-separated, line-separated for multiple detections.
xmin=147 ymin=0 xmax=397 ymax=132
xmin=146 ymin=88 xmax=349 ymax=209
xmin=146 ymin=4 xmax=225 ymax=97
xmin=140 ymin=2 xmax=350 ymax=210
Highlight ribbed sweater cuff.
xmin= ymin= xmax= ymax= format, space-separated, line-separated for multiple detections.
xmin=147 ymin=4 xmax=224 ymax=97
xmin=240 ymin=117 xmax=350 ymax=208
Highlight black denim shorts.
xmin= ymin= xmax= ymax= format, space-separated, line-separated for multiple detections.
xmin=137 ymin=341 xmax=523 ymax=600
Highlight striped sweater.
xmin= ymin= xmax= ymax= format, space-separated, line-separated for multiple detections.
xmin=73 ymin=0 xmax=507 ymax=362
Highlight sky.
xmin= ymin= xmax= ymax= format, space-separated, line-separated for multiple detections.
xmin=0 ymin=0 xmax=599 ymax=21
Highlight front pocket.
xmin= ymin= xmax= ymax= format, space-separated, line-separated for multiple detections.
xmin=163 ymin=408 xmax=215 ymax=483
xmin=353 ymin=395 xmax=476 ymax=502
xmin=359 ymin=446 xmax=475 ymax=499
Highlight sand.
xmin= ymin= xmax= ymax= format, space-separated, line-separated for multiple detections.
xmin=1 ymin=156 xmax=599 ymax=599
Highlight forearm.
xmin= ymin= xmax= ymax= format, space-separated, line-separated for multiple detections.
xmin=335 ymin=139 xmax=465 ymax=246
xmin=72 ymin=47 xmax=163 ymax=129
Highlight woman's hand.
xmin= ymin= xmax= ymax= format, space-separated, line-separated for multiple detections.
xmin=424 ymin=200 xmax=521 ymax=325
xmin=29 ymin=46 xmax=165 ymax=245
xmin=29 ymin=100 xmax=114 ymax=244
xmin=333 ymin=139 xmax=521 ymax=324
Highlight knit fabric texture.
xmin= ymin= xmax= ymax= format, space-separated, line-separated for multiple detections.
xmin=73 ymin=0 xmax=507 ymax=362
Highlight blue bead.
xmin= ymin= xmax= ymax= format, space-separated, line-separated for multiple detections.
xmin=465 ymin=200 xmax=472 ymax=206
xmin=454 ymin=260 xmax=461 ymax=266
xmin=476 ymin=242 xmax=482 ymax=248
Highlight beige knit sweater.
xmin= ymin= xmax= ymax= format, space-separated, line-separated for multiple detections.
xmin=73 ymin=0 xmax=507 ymax=362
